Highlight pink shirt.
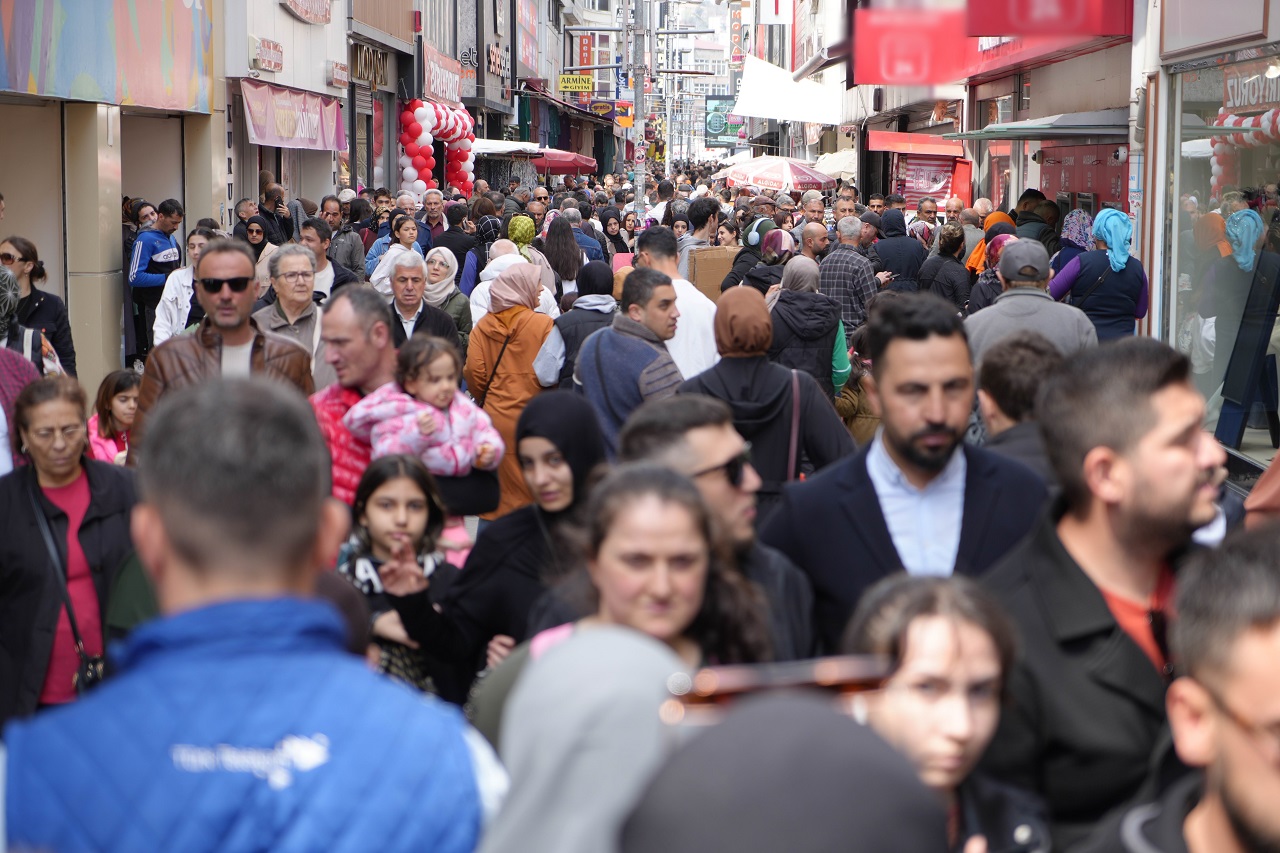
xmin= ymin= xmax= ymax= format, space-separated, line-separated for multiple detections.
xmin=39 ymin=470 xmax=103 ymax=705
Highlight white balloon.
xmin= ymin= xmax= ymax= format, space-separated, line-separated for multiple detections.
xmin=398 ymin=154 xmax=412 ymax=168
xmin=1211 ymin=163 xmax=1223 ymax=177
xmin=373 ymin=165 xmax=385 ymax=182
xmin=459 ymin=138 xmax=473 ymax=150
xmin=421 ymin=111 xmax=436 ymax=132
xmin=417 ymin=133 xmax=434 ymax=148
xmin=402 ymin=166 xmax=419 ymax=182
xmin=414 ymin=107 xmax=430 ymax=124
xmin=413 ymin=179 xmax=428 ymax=193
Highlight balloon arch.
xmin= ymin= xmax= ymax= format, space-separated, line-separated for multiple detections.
xmin=395 ymin=99 xmax=478 ymax=199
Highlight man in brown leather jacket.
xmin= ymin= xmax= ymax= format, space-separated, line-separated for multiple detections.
xmin=127 ymin=238 xmax=313 ymax=465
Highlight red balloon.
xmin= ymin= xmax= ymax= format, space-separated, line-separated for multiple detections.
xmin=405 ymin=143 xmax=421 ymax=157
xmin=423 ymin=156 xmax=436 ymax=170
xmin=373 ymin=140 xmax=384 ymax=157
xmin=398 ymin=132 xmax=413 ymax=147
xmin=412 ymin=155 xmax=428 ymax=170
xmin=408 ymin=122 xmax=422 ymax=138
xmin=409 ymin=99 xmax=424 ymax=111
xmin=400 ymin=111 xmax=416 ymax=127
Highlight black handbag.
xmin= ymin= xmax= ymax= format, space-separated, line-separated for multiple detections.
xmin=29 ymin=484 xmax=105 ymax=694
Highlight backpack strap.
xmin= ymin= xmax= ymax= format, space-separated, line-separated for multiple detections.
xmin=787 ymin=369 xmax=801 ymax=481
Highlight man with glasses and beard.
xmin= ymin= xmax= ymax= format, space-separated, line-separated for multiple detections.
xmin=981 ymin=338 xmax=1228 ymax=850
xmin=760 ymin=293 xmax=1046 ymax=651
xmin=127 ymin=238 xmax=314 ymax=464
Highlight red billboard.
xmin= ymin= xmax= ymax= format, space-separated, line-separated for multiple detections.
xmin=966 ymin=0 xmax=1132 ymax=37
xmin=853 ymin=8 xmax=969 ymax=86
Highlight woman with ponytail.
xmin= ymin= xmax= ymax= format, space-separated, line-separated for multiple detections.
xmin=0 ymin=236 xmax=75 ymax=376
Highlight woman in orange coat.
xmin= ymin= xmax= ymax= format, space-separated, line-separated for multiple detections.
xmin=465 ymin=263 xmax=554 ymax=519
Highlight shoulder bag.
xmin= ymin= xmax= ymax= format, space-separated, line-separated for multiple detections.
xmin=28 ymin=483 xmax=104 ymax=694
xmin=1063 ymin=263 xmax=1111 ymax=309
xmin=475 ymin=335 xmax=512 ymax=410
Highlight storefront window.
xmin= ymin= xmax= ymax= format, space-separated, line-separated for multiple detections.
xmin=1169 ymin=59 xmax=1280 ymax=465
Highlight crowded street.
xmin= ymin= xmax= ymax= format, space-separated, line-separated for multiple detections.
xmin=3 ymin=1 xmax=1280 ymax=852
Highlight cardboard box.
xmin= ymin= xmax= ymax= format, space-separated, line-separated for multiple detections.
xmin=687 ymin=246 xmax=739 ymax=303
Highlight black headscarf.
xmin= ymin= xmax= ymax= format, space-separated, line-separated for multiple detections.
xmin=244 ymin=215 xmax=271 ymax=261
xmin=984 ymin=220 xmax=1016 ymax=243
xmin=515 ymin=390 xmax=607 ymax=513
xmin=575 ymin=261 xmax=615 ymax=298
xmin=600 ymin=208 xmax=629 ymax=254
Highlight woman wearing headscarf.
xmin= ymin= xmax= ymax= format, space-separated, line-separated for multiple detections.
xmin=764 ymin=256 xmax=850 ymax=399
xmin=459 ymin=215 xmax=504 ymax=296
xmin=243 ymin=215 xmax=279 ymax=298
xmin=874 ymin=208 xmax=928 ymax=290
xmin=721 ymin=217 xmax=776 ymax=291
xmin=1051 ymin=209 xmax=1093 ymax=274
xmin=423 ymin=247 xmax=472 ymax=357
xmin=742 ymin=228 xmax=795 ymax=294
xmin=1049 ymin=207 xmax=1149 ymax=340
xmin=966 ymin=232 xmax=1018 ymax=315
xmin=964 ymin=211 xmax=1016 ymax=276
xmin=507 ymin=213 xmax=558 ymax=300
xmin=680 ymin=287 xmax=854 ymax=522
xmin=380 ymin=391 xmax=605 ymax=702
xmin=599 ymin=208 xmax=630 ymax=259
xmin=539 ymin=260 xmax=618 ymax=388
xmin=1193 ymin=211 xmax=1232 ymax=281
xmin=465 ymin=263 xmax=556 ymax=520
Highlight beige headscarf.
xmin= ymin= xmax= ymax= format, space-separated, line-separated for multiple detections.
xmin=490 ymin=263 xmax=544 ymax=313
xmin=424 ymin=247 xmax=458 ymax=308
xmin=766 ymin=256 xmax=821 ymax=311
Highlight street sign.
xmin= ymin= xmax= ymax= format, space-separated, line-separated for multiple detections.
xmin=559 ymin=74 xmax=594 ymax=92
xmin=635 ymin=151 xmax=646 ymax=163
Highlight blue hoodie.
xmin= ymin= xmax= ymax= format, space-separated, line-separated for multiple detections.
xmin=128 ymin=228 xmax=181 ymax=288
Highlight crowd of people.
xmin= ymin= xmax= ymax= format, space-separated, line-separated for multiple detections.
xmin=0 ymin=165 xmax=1277 ymax=853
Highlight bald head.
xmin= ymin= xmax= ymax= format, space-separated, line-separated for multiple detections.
xmin=960 ymin=208 xmax=981 ymax=226
xmin=489 ymin=239 xmax=517 ymax=259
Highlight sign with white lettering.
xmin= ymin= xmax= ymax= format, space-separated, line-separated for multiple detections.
xmin=253 ymin=38 xmax=284 ymax=73
xmin=280 ymin=0 xmax=331 ymax=25
xmin=240 ymin=79 xmax=346 ymax=151
xmin=424 ymin=43 xmax=463 ymax=107
xmin=1223 ymin=61 xmax=1280 ymax=113
xmin=327 ymin=61 xmax=349 ymax=88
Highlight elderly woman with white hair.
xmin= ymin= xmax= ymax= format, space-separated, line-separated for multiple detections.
xmin=424 ymin=247 xmax=472 ymax=357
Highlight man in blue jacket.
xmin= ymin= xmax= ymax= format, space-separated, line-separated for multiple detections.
xmin=1 ymin=378 xmax=506 ymax=853
xmin=128 ymin=198 xmax=184 ymax=360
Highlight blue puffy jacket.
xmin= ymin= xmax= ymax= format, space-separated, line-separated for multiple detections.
xmin=3 ymin=598 xmax=486 ymax=853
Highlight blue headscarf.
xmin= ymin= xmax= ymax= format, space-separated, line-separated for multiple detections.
xmin=1225 ymin=208 xmax=1265 ymax=272
xmin=1092 ymin=208 xmax=1132 ymax=273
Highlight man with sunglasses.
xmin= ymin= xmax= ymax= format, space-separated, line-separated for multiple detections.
xmin=980 ymin=338 xmax=1228 ymax=850
xmin=1078 ymin=529 xmax=1280 ymax=853
xmin=127 ymin=239 xmax=314 ymax=465
xmin=609 ymin=394 xmax=815 ymax=661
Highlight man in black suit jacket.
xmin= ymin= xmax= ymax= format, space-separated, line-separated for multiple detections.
xmin=432 ymin=204 xmax=476 ymax=284
xmin=760 ymin=293 xmax=1047 ymax=652
xmin=979 ymin=338 xmax=1227 ymax=850
xmin=386 ymin=255 xmax=459 ymax=348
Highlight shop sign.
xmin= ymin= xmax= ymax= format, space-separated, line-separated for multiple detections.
xmin=517 ymin=0 xmax=538 ymax=70
xmin=559 ymin=74 xmax=593 ymax=92
xmin=729 ymin=1 xmax=744 ymax=68
xmin=424 ymin=43 xmax=463 ymax=107
xmin=578 ymin=36 xmax=592 ymax=68
xmin=1224 ymin=61 xmax=1280 ymax=114
xmin=351 ymin=43 xmax=390 ymax=88
xmin=240 ymin=78 xmax=347 ymax=151
xmin=616 ymin=101 xmax=634 ymax=128
xmin=853 ymin=8 xmax=967 ymax=85
xmin=586 ymin=100 xmax=617 ymax=121
xmin=705 ymin=96 xmax=744 ymax=147
xmin=488 ymin=43 xmax=511 ymax=79
xmin=280 ymin=0 xmax=331 ymax=25
xmin=965 ymin=0 xmax=1130 ymax=38
xmin=327 ymin=61 xmax=349 ymax=87
xmin=252 ymin=37 xmax=285 ymax=73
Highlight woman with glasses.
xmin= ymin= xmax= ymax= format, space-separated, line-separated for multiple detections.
xmin=153 ymin=227 xmax=217 ymax=346
xmin=1 ymin=237 xmax=76 ymax=377
xmin=423 ymin=247 xmax=472 ymax=357
xmin=241 ymin=215 xmax=279 ymax=298
xmin=0 ymin=375 xmax=138 ymax=728
xmin=679 ymin=286 xmax=854 ymax=523
xmin=843 ymin=574 xmax=1050 ymax=853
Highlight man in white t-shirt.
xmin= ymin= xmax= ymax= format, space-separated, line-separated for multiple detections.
xmin=128 ymin=238 xmax=314 ymax=464
xmin=635 ymin=225 xmax=718 ymax=379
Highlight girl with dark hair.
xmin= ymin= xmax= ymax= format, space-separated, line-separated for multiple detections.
xmin=622 ymin=210 xmax=639 ymax=249
xmin=0 ymin=375 xmax=137 ymax=726
xmin=370 ymin=214 xmax=424 ymax=294
xmin=338 ymin=454 xmax=459 ymax=692
xmin=717 ymin=215 xmax=740 ymax=247
xmin=843 ymin=573 xmax=1048 ymax=853
xmin=599 ymin=208 xmax=629 ymax=258
xmin=87 ymin=370 xmax=141 ymax=464
xmin=542 ymin=217 xmax=586 ymax=302
xmin=379 ymin=391 xmax=607 ymax=702
xmin=672 ymin=215 xmax=692 ymax=239
xmin=1 ymin=236 xmax=75 ymax=376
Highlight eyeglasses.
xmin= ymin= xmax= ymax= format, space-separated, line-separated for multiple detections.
xmin=278 ymin=271 xmax=315 ymax=283
xmin=28 ymin=424 xmax=86 ymax=444
xmin=691 ymin=443 xmax=753 ymax=489
xmin=535 ymin=194 xmax=550 ymax=200
xmin=198 ymin=276 xmax=254 ymax=293
xmin=246 ymin=228 xmax=264 ymax=236
xmin=1203 ymin=683 xmax=1280 ymax=765
xmin=0 ymin=252 xmax=25 ymax=265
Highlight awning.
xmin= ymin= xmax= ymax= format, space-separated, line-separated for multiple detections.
xmin=472 ymin=139 xmax=542 ymax=158
xmin=943 ymin=108 xmax=1129 ymax=142
xmin=239 ymin=79 xmax=346 ymax=152
xmin=731 ymin=55 xmax=842 ymax=126
xmin=529 ymin=148 xmax=597 ymax=174
xmin=720 ymin=149 xmax=754 ymax=166
xmin=813 ymin=149 xmax=858 ymax=181
xmin=519 ymin=83 xmax=613 ymax=127
xmin=866 ymin=131 xmax=965 ymax=158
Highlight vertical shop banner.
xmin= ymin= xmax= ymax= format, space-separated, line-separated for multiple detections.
xmin=853 ymin=8 xmax=968 ymax=85
xmin=517 ymin=0 xmax=538 ymax=71
xmin=965 ymin=0 xmax=1131 ymax=37
xmin=578 ymin=36 xmax=593 ymax=68
xmin=240 ymin=79 xmax=347 ymax=151
xmin=729 ymin=1 xmax=744 ymax=67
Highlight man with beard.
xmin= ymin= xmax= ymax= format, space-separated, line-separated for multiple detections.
xmin=980 ymin=337 xmax=1228 ymax=850
xmin=1076 ymin=527 xmax=1280 ymax=853
xmin=760 ymin=293 xmax=1046 ymax=651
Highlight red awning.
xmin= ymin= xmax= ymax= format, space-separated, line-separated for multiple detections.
xmin=529 ymin=148 xmax=597 ymax=174
xmin=866 ymin=131 xmax=965 ymax=158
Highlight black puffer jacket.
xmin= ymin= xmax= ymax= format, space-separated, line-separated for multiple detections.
xmin=741 ymin=262 xmax=786 ymax=295
xmin=18 ymin=289 xmax=76 ymax=377
xmin=873 ymin=209 xmax=927 ymax=289
xmin=680 ymin=355 xmax=854 ymax=523
xmin=768 ymin=290 xmax=840 ymax=398
xmin=721 ymin=245 xmax=762 ymax=291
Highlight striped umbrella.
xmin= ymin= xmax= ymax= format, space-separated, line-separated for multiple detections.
xmin=725 ymin=156 xmax=836 ymax=192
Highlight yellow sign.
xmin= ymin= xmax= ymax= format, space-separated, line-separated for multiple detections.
xmin=558 ymin=74 xmax=593 ymax=92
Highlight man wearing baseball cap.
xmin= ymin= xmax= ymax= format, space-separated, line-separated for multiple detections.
xmin=852 ymin=210 xmax=886 ymax=275
xmin=964 ymin=239 xmax=1097 ymax=364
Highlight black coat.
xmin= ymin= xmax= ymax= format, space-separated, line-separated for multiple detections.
xmin=759 ymin=443 xmax=1047 ymax=652
xmin=390 ymin=301 xmax=461 ymax=348
xmin=433 ymin=228 xmax=477 ymax=284
xmin=741 ymin=262 xmax=786 ymax=294
xmin=680 ymin=356 xmax=855 ymax=523
xmin=980 ymin=511 xmax=1179 ymax=850
xmin=0 ymin=461 xmax=137 ymax=727
xmin=958 ymin=774 xmax=1051 ymax=853
xmin=918 ymin=252 xmax=971 ymax=313
xmin=18 ymin=288 xmax=76 ymax=377
xmin=874 ymin=210 xmax=927 ymax=288
xmin=721 ymin=246 xmax=762 ymax=291
xmin=984 ymin=422 xmax=1057 ymax=490
xmin=767 ymin=290 xmax=841 ymax=398
xmin=1073 ymin=772 xmax=1200 ymax=853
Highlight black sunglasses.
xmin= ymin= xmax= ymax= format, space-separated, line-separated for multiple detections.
xmin=692 ymin=443 xmax=753 ymax=489
xmin=198 ymin=276 xmax=254 ymax=294
xmin=0 ymin=252 xmax=25 ymax=265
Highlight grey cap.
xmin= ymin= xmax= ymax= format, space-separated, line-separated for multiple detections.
xmin=857 ymin=210 xmax=882 ymax=236
xmin=800 ymin=190 xmax=825 ymax=204
xmin=998 ymin=239 xmax=1051 ymax=282
xmin=337 ymin=188 xmax=357 ymax=203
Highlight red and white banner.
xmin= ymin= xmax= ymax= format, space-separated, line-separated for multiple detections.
xmin=578 ymin=35 xmax=592 ymax=67
xmin=239 ymin=79 xmax=346 ymax=151
xmin=896 ymin=155 xmax=957 ymax=209
xmin=965 ymin=0 xmax=1131 ymax=38
xmin=424 ymin=44 xmax=463 ymax=107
